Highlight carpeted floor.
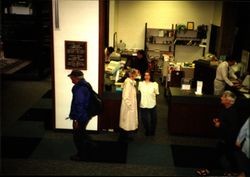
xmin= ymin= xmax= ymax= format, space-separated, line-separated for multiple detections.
xmin=1 ymin=136 xmax=42 ymax=159
xmin=1 ymin=76 xmax=223 ymax=176
xmin=41 ymin=89 xmax=52 ymax=99
xmin=19 ymin=108 xmax=53 ymax=130
xmin=127 ymin=142 xmax=173 ymax=167
xmin=1 ymin=136 xmax=127 ymax=163
xmin=83 ymin=140 xmax=128 ymax=163
xmin=171 ymin=144 xmax=220 ymax=169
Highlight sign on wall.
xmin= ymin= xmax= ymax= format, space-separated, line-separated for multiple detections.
xmin=65 ymin=40 xmax=87 ymax=70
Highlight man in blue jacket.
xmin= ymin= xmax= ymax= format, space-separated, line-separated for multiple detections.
xmin=68 ymin=70 xmax=91 ymax=161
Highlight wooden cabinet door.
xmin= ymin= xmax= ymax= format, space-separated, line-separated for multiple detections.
xmin=98 ymin=99 xmax=121 ymax=132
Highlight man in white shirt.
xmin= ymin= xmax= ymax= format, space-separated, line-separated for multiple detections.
xmin=214 ymin=57 xmax=240 ymax=95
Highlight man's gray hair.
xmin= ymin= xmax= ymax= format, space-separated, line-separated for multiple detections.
xmin=77 ymin=75 xmax=84 ymax=80
xmin=223 ymin=90 xmax=237 ymax=104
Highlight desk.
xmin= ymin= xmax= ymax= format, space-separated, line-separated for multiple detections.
xmin=100 ymin=82 xmax=141 ymax=132
xmin=99 ymin=89 xmax=122 ymax=132
xmin=167 ymin=87 xmax=250 ymax=137
xmin=168 ymin=87 xmax=220 ymax=137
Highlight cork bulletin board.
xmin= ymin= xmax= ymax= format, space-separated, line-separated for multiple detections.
xmin=65 ymin=41 xmax=87 ymax=70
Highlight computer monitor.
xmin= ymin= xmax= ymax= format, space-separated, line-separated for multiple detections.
xmin=242 ymin=75 xmax=250 ymax=89
xmin=105 ymin=61 xmax=120 ymax=75
xmin=240 ymin=50 xmax=249 ymax=77
xmin=110 ymin=52 xmax=121 ymax=61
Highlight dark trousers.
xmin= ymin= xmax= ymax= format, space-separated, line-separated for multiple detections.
xmin=216 ymin=140 xmax=239 ymax=173
xmin=73 ymin=120 xmax=92 ymax=159
xmin=140 ymin=106 xmax=157 ymax=136
xmin=234 ymin=149 xmax=250 ymax=176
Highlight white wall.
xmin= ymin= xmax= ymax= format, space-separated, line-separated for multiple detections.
xmin=212 ymin=1 xmax=223 ymax=26
xmin=175 ymin=46 xmax=204 ymax=62
xmin=109 ymin=0 xmax=118 ymax=47
xmin=53 ymin=0 xmax=99 ymax=130
xmin=111 ymin=1 xmax=218 ymax=53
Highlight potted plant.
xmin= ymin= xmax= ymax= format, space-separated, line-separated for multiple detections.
xmin=176 ymin=24 xmax=187 ymax=33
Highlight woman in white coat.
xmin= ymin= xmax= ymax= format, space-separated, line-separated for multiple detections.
xmin=119 ymin=69 xmax=138 ymax=141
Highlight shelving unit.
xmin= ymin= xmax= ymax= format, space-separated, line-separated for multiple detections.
xmin=145 ymin=23 xmax=176 ymax=73
xmin=144 ymin=23 xmax=207 ymax=71
xmin=174 ymin=30 xmax=201 ymax=48
xmin=145 ymin=23 xmax=175 ymax=59
xmin=1 ymin=0 xmax=52 ymax=80
xmin=174 ymin=30 xmax=205 ymax=62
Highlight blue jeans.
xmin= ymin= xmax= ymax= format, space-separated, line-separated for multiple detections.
xmin=140 ymin=106 xmax=157 ymax=136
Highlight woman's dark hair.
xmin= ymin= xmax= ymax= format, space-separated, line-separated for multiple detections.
xmin=107 ymin=47 xmax=114 ymax=55
xmin=143 ymin=70 xmax=154 ymax=82
xmin=225 ymin=55 xmax=235 ymax=62
xmin=137 ymin=49 xmax=146 ymax=58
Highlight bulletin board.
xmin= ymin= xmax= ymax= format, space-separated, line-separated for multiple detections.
xmin=65 ymin=41 xmax=87 ymax=70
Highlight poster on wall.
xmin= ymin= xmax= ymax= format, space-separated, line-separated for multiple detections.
xmin=65 ymin=41 xmax=87 ymax=70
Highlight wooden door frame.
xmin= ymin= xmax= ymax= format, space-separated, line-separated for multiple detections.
xmin=98 ymin=0 xmax=109 ymax=131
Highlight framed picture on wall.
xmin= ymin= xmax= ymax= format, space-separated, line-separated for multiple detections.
xmin=65 ymin=41 xmax=87 ymax=70
xmin=187 ymin=22 xmax=194 ymax=30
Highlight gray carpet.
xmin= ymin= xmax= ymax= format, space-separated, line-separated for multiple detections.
xmin=1 ymin=76 xmax=220 ymax=176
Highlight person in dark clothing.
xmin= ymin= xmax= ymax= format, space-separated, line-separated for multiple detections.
xmin=104 ymin=46 xmax=115 ymax=63
xmin=68 ymin=70 xmax=92 ymax=161
xmin=130 ymin=49 xmax=148 ymax=80
xmin=213 ymin=90 xmax=242 ymax=175
xmin=196 ymin=90 xmax=242 ymax=176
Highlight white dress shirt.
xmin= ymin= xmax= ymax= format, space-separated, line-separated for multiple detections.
xmin=215 ymin=61 xmax=237 ymax=87
xmin=236 ymin=118 xmax=250 ymax=159
xmin=138 ymin=81 xmax=159 ymax=109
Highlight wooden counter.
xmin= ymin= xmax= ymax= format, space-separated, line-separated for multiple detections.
xmin=99 ymin=83 xmax=141 ymax=132
xmin=99 ymin=86 xmax=122 ymax=132
xmin=167 ymin=87 xmax=250 ymax=137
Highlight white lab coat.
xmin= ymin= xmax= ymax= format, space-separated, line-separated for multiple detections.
xmin=119 ymin=78 xmax=138 ymax=131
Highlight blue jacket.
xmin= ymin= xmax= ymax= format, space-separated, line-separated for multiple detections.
xmin=69 ymin=79 xmax=90 ymax=122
